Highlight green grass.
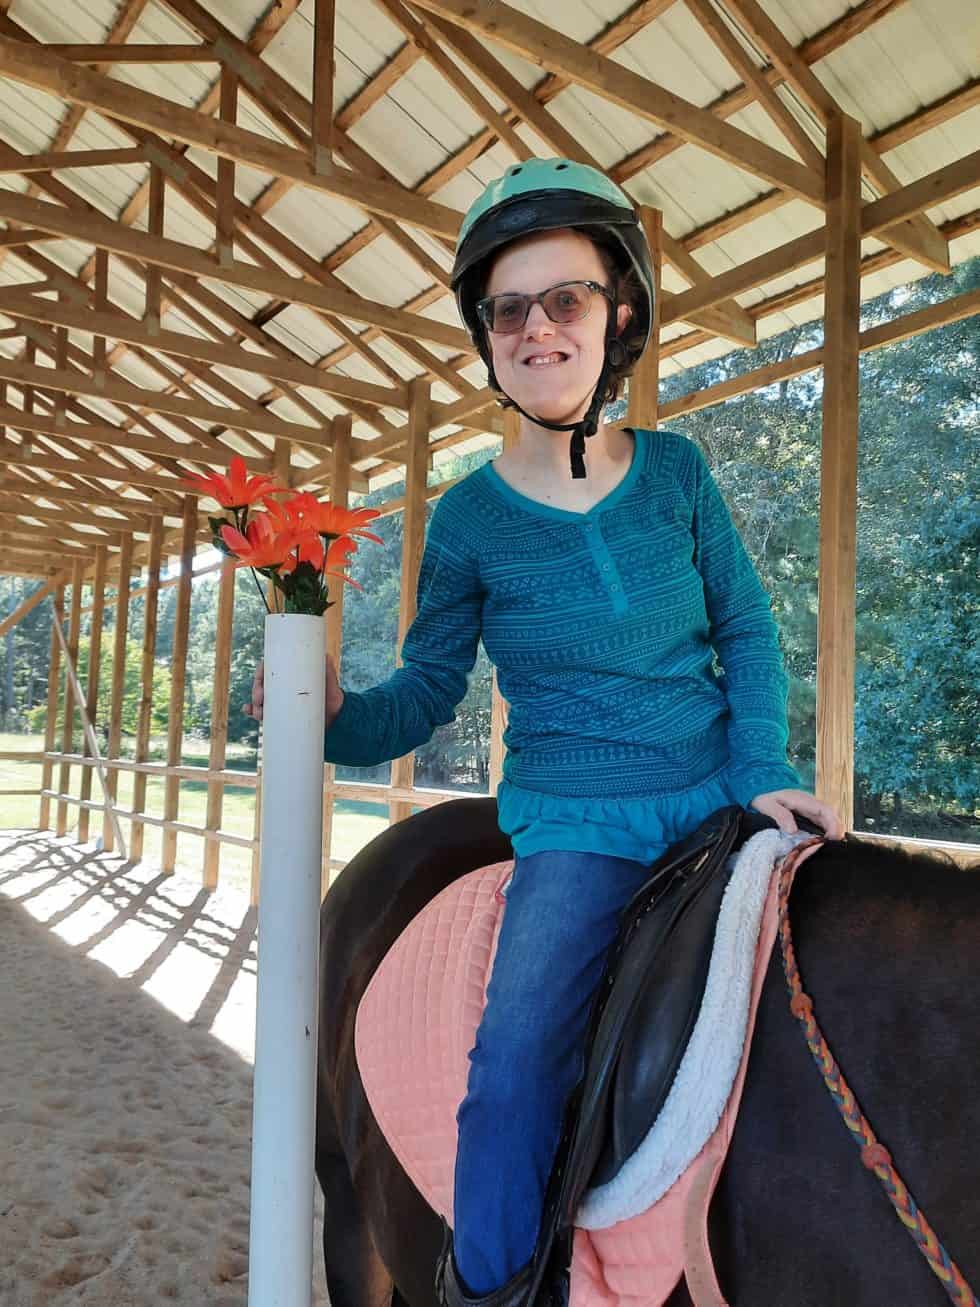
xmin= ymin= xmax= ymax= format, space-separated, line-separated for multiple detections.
xmin=0 ymin=731 xmax=398 ymax=895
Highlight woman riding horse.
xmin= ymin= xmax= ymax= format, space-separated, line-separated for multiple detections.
xmin=248 ymin=158 xmax=843 ymax=1307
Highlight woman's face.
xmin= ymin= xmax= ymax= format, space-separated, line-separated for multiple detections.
xmin=483 ymin=227 xmax=631 ymax=427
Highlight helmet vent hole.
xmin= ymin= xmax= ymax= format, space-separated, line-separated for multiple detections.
xmin=556 ymin=163 xmax=569 ymax=170
xmin=510 ymin=166 xmax=522 ymax=175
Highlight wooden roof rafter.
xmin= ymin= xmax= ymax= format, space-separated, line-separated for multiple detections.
xmin=0 ymin=0 xmax=974 ymax=587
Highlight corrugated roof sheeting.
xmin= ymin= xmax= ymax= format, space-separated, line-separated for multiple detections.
xmin=0 ymin=0 xmax=974 ymax=514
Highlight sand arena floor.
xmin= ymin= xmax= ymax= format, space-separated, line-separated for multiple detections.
xmin=0 ymin=827 xmax=330 ymax=1306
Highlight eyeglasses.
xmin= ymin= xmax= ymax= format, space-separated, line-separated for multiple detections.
xmin=475 ymin=280 xmax=614 ymax=335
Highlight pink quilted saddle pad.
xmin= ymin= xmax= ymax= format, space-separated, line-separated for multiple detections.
xmin=354 ymin=847 xmax=807 ymax=1307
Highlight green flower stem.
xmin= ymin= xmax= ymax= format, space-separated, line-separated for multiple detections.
xmin=249 ymin=565 xmax=271 ymax=614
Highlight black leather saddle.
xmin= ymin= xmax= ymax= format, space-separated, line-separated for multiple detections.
xmin=525 ymin=803 xmax=807 ymax=1307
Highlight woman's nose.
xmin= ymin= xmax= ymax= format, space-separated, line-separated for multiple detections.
xmin=523 ymin=300 xmax=554 ymax=337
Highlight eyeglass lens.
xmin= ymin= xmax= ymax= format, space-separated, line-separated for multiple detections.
xmin=485 ymin=282 xmax=598 ymax=333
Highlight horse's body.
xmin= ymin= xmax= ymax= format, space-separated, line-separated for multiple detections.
xmin=315 ymin=798 xmax=979 ymax=1307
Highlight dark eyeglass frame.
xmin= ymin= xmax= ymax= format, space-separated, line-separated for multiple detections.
xmin=475 ymin=279 xmax=614 ymax=335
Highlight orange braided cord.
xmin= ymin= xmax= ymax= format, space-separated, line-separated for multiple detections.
xmin=777 ymin=854 xmax=977 ymax=1307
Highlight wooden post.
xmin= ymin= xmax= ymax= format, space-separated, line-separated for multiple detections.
xmin=217 ymin=66 xmax=238 ymax=266
xmin=321 ymin=412 xmax=351 ymax=898
xmin=93 ymin=248 xmax=108 ymax=384
xmin=161 ymin=494 xmax=196 ymax=872
xmin=130 ymin=516 xmax=163 ymax=861
xmin=38 ymin=584 xmax=63 ymax=830
xmin=78 ymin=542 xmax=107 ymax=843
xmin=626 ymin=205 xmax=663 ymax=431
xmin=816 ymin=113 xmax=862 ymax=832
xmin=21 ymin=338 xmax=34 ymax=457
xmin=55 ymin=320 xmax=68 ymax=428
xmin=145 ymin=164 xmax=164 ymax=333
xmin=389 ymin=378 xmax=430 ymax=826
xmin=56 ymin=559 xmax=83 ymax=837
xmin=488 ymin=407 xmax=520 ymax=797
xmin=104 ymin=531 xmax=133 ymax=853
xmin=204 ymin=556 xmax=236 ymax=890
xmin=312 ymin=0 xmax=335 ymax=175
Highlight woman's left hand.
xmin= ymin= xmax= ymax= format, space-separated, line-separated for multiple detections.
xmin=748 ymin=788 xmax=845 ymax=840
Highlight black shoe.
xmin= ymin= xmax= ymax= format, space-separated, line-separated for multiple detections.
xmin=434 ymin=1219 xmax=535 ymax=1307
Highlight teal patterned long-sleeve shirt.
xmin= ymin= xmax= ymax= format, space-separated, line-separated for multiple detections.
xmin=324 ymin=428 xmax=800 ymax=812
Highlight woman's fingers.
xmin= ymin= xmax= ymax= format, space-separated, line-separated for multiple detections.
xmin=787 ymin=791 xmax=845 ymax=840
xmin=243 ymin=661 xmax=264 ymax=721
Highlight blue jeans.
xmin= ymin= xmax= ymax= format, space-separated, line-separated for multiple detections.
xmin=452 ymin=849 xmax=654 ymax=1295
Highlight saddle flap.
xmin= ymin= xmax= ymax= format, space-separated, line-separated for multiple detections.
xmin=596 ymin=855 xmax=733 ymax=1185
xmin=563 ymin=812 xmax=742 ymax=1202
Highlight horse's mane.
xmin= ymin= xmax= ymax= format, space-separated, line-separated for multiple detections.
xmin=810 ymin=833 xmax=977 ymax=903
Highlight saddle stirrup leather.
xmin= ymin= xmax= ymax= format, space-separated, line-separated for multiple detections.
xmin=434 ymin=1218 xmax=536 ymax=1307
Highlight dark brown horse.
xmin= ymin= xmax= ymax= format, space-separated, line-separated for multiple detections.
xmin=314 ymin=797 xmax=979 ymax=1307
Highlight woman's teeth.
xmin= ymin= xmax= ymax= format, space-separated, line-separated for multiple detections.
xmin=527 ymin=353 xmax=566 ymax=366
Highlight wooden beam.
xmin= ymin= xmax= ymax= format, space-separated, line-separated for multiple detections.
xmin=627 ymin=207 xmax=663 ymax=429
xmin=217 ymin=66 xmax=237 ymax=266
xmin=817 ymin=113 xmax=861 ymax=832
xmin=0 ymin=482 xmax=165 ymax=518
xmin=611 ymin=0 xmax=909 ymax=185
xmin=56 ymin=558 xmax=83 ymax=836
xmin=0 ymin=403 xmax=266 ymax=469
xmin=144 ymin=164 xmax=165 ymax=332
xmin=130 ymin=515 xmax=163 ymax=861
xmin=717 ymin=0 xmax=948 ymax=273
xmin=0 ymin=228 xmax=58 ymax=248
xmin=41 ymin=43 xmax=219 ymax=63
xmin=203 ymin=557 xmax=235 ymax=889
xmin=93 ymin=248 xmax=108 ymax=384
xmin=389 ymin=377 xmax=431 ymax=827
xmin=684 ymin=0 xmax=825 ymax=174
xmin=312 ymin=0 xmax=336 ymax=173
xmin=0 ymin=146 xmax=147 ymax=172
xmin=161 ymin=495 xmax=195 ymax=872
xmin=38 ymin=583 xmax=63 ymax=830
xmin=0 ymin=446 xmax=201 ymax=494
xmin=680 ymin=75 xmax=980 ymax=256
xmin=77 ymin=542 xmax=107 ymax=841
xmin=403 ymin=0 xmax=825 ymax=203
xmin=0 ymin=289 xmax=407 ymax=412
xmin=376 ymin=0 xmax=534 ymax=163
xmin=103 ymin=530 xmax=133 ymax=853
xmin=0 ymin=354 xmax=338 ymax=452
xmin=0 ymin=188 xmax=469 ymax=351
xmin=662 ymin=145 xmax=980 ymax=327
xmin=0 ymin=33 xmax=463 ymax=240
xmin=0 ymin=573 xmax=63 ymax=637
xmin=50 ymin=586 xmax=128 ymax=854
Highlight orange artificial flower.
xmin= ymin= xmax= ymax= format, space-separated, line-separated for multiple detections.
xmin=183 ymin=455 xmax=280 ymax=509
xmin=277 ymin=531 xmax=325 ymax=575
xmin=279 ymin=533 xmax=364 ymax=592
xmin=284 ymin=493 xmax=383 ymax=545
xmin=220 ymin=514 xmax=293 ymax=570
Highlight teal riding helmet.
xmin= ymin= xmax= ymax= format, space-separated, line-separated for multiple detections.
xmin=452 ymin=159 xmax=655 ymax=477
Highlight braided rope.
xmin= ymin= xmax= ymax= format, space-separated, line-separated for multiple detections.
xmin=777 ymin=848 xmax=977 ymax=1307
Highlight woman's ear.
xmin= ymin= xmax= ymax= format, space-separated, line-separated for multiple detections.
xmin=616 ymin=302 xmax=633 ymax=334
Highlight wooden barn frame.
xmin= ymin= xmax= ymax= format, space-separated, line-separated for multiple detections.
xmin=0 ymin=0 xmax=977 ymax=896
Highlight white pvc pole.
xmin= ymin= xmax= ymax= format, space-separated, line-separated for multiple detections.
xmin=248 ymin=612 xmax=325 ymax=1307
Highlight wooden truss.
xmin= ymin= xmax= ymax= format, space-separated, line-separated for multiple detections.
xmin=1 ymin=0 xmax=978 ymax=886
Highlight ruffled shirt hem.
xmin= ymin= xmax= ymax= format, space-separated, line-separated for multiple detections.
xmin=496 ymin=765 xmax=740 ymax=864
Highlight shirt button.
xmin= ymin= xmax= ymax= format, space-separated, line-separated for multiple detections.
xmin=601 ymin=563 xmax=610 ymax=571
xmin=611 ymin=583 xmax=620 ymax=590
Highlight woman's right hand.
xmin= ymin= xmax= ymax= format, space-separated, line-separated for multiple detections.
xmin=244 ymin=654 xmax=345 ymax=726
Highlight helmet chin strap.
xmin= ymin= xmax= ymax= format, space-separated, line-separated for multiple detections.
xmin=492 ymin=335 xmax=626 ymax=480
